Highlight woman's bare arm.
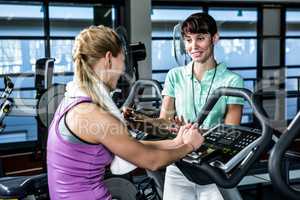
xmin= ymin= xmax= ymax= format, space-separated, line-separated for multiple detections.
xmin=160 ymin=96 xmax=176 ymax=120
xmin=224 ymin=104 xmax=243 ymax=125
xmin=66 ymin=103 xmax=199 ymax=171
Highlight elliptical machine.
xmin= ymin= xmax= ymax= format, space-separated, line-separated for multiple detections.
xmin=269 ymin=109 xmax=300 ymax=200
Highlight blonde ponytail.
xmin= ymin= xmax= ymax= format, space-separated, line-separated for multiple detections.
xmin=72 ymin=25 xmax=122 ymax=111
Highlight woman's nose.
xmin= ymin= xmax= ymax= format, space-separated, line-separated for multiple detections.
xmin=191 ymin=40 xmax=197 ymax=49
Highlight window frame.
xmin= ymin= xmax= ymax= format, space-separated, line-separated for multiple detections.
xmin=285 ymin=8 xmax=300 ymax=119
xmin=0 ymin=0 xmax=123 ymax=151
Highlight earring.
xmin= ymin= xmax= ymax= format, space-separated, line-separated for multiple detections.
xmin=106 ymin=60 xmax=111 ymax=68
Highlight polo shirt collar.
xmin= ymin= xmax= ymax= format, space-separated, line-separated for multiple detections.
xmin=184 ymin=61 xmax=227 ymax=80
xmin=183 ymin=61 xmax=194 ymax=77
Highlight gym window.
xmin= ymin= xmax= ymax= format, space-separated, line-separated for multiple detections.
xmin=286 ymin=9 xmax=300 ymax=120
xmin=0 ymin=1 xmax=120 ymax=146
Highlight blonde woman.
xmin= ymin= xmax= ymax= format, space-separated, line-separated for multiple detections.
xmin=46 ymin=25 xmax=204 ymax=200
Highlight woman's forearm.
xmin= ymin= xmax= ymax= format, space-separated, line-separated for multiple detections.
xmin=141 ymin=139 xmax=182 ymax=150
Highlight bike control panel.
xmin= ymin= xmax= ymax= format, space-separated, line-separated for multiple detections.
xmin=183 ymin=124 xmax=261 ymax=173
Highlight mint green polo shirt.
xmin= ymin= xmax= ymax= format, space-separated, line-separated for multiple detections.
xmin=162 ymin=62 xmax=244 ymax=129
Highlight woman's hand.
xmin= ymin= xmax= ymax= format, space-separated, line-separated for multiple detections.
xmin=122 ymin=108 xmax=172 ymax=137
xmin=173 ymin=115 xmax=185 ymax=126
xmin=122 ymin=107 xmax=134 ymax=120
xmin=172 ymin=124 xmax=188 ymax=146
xmin=167 ymin=115 xmax=185 ymax=133
xmin=172 ymin=123 xmax=193 ymax=147
xmin=122 ymin=107 xmax=153 ymax=122
xmin=181 ymin=123 xmax=204 ymax=151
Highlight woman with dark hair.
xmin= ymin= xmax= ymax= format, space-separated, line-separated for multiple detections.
xmin=160 ymin=13 xmax=244 ymax=200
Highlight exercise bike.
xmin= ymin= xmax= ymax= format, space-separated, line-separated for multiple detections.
xmin=166 ymin=87 xmax=273 ymax=200
xmin=126 ymin=87 xmax=274 ymax=199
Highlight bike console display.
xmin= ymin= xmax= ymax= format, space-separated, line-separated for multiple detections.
xmin=183 ymin=124 xmax=261 ymax=173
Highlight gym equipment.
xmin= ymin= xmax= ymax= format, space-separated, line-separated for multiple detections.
xmin=104 ymin=176 xmax=160 ymax=200
xmin=0 ymin=77 xmax=48 ymax=200
xmin=0 ymin=109 xmax=48 ymax=199
xmin=122 ymin=79 xmax=165 ymax=200
xmin=0 ymin=58 xmax=56 ymax=199
xmin=0 ymin=174 xmax=47 ymax=199
xmin=122 ymin=79 xmax=170 ymax=140
xmin=269 ymin=110 xmax=300 ymax=200
xmin=122 ymin=80 xmax=163 ymax=110
xmin=115 ymin=26 xmax=146 ymax=82
xmin=3 ymin=58 xmax=56 ymax=118
xmin=113 ymin=26 xmax=147 ymax=107
xmin=175 ymin=87 xmax=273 ymax=188
xmin=125 ymin=108 xmax=173 ymax=140
xmin=183 ymin=124 xmax=262 ymax=173
xmin=172 ymin=23 xmax=191 ymax=66
xmin=104 ymin=177 xmax=138 ymax=200
xmin=0 ymin=76 xmax=14 ymax=133
xmin=37 ymin=83 xmax=66 ymax=128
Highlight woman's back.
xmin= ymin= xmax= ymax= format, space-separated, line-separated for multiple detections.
xmin=47 ymin=97 xmax=113 ymax=200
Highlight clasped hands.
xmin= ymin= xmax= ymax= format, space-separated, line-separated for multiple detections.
xmin=173 ymin=123 xmax=204 ymax=151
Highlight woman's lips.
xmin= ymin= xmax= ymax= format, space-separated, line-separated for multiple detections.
xmin=191 ymin=51 xmax=203 ymax=58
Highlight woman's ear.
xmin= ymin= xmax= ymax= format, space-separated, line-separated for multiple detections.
xmin=105 ymin=51 xmax=112 ymax=69
xmin=212 ymin=33 xmax=220 ymax=45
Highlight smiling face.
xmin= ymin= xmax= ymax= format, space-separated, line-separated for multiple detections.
xmin=180 ymin=13 xmax=219 ymax=65
xmin=183 ymin=32 xmax=217 ymax=64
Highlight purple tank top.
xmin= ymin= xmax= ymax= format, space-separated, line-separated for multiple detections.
xmin=47 ymin=97 xmax=113 ymax=200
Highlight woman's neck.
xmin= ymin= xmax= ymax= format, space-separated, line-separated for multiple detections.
xmin=95 ymin=78 xmax=113 ymax=92
xmin=193 ymin=57 xmax=217 ymax=81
